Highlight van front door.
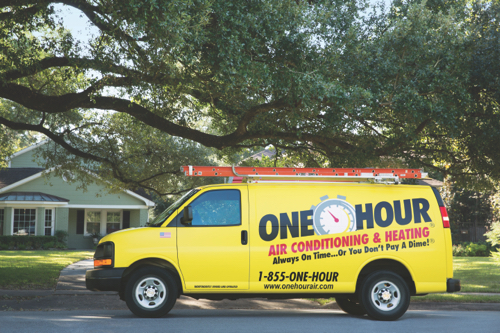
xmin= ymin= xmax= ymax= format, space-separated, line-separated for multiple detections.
xmin=177 ymin=188 xmax=249 ymax=291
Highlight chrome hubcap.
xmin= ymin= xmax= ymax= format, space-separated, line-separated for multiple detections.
xmin=134 ymin=277 xmax=167 ymax=309
xmin=371 ymin=280 xmax=401 ymax=311
xmin=144 ymin=285 xmax=158 ymax=300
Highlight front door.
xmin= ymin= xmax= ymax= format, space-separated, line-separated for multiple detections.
xmin=177 ymin=188 xmax=249 ymax=291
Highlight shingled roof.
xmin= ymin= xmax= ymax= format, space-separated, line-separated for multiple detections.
xmin=417 ymin=178 xmax=444 ymax=187
xmin=0 ymin=168 xmax=44 ymax=190
xmin=248 ymin=149 xmax=277 ymax=160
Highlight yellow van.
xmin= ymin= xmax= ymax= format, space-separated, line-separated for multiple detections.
xmin=86 ymin=166 xmax=460 ymax=321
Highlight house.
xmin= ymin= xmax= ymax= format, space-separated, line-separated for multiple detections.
xmin=0 ymin=141 xmax=155 ymax=249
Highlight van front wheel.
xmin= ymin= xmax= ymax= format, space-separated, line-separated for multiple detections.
xmin=125 ymin=267 xmax=177 ymax=318
xmin=359 ymin=271 xmax=410 ymax=321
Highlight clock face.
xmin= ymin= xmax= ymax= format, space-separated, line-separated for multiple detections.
xmin=313 ymin=197 xmax=357 ymax=236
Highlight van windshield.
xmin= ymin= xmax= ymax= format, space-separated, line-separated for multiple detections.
xmin=149 ymin=189 xmax=199 ymax=227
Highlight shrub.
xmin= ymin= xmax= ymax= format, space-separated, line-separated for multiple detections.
xmin=466 ymin=242 xmax=489 ymax=256
xmin=55 ymin=230 xmax=69 ymax=244
xmin=43 ymin=241 xmax=55 ymax=249
xmin=54 ymin=242 xmax=67 ymax=249
xmin=486 ymin=222 xmax=500 ymax=262
xmin=452 ymin=244 xmax=464 ymax=256
xmin=33 ymin=240 xmax=43 ymax=250
xmin=452 ymin=241 xmax=493 ymax=257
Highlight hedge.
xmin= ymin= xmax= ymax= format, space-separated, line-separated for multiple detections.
xmin=452 ymin=241 xmax=499 ymax=257
xmin=0 ymin=235 xmax=60 ymax=250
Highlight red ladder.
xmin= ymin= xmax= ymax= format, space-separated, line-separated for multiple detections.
xmin=180 ymin=166 xmax=428 ymax=184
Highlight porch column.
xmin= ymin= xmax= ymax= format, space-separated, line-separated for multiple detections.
xmin=3 ymin=208 xmax=12 ymax=235
xmin=37 ymin=207 xmax=45 ymax=236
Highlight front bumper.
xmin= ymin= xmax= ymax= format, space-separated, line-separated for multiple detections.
xmin=447 ymin=278 xmax=461 ymax=292
xmin=85 ymin=267 xmax=126 ymax=291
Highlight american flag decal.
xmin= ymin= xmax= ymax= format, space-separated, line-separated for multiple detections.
xmin=160 ymin=232 xmax=171 ymax=238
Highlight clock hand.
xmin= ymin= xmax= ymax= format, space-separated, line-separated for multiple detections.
xmin=328 ymin=211 xmax=339 ymax=223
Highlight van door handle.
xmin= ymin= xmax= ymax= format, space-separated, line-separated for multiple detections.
xmin=241 ymin=230 xmax=248 ymax=245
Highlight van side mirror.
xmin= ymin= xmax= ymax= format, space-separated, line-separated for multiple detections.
xmin=181 ymin=206 xmax=193 ymax=225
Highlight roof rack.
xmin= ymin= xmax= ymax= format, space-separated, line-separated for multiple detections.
xmin=180 ymin=166 xmax=428 ymax=184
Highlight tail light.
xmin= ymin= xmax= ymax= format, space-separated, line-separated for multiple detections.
xmin=432 ymin=187 xmax=450 ymax=228
xmin=440 ymin=206 xmax=450 ymax=228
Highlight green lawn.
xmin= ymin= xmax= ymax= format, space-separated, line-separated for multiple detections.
xmin=0 ymin=251 xmax=93 ymax=290
xmin=452 ymin=257 xmax=500 ymax=293
xmin=411 ymin=257 xmax=500 ymax=302
xmin=313 ymin=257 xmax=500 ymax=304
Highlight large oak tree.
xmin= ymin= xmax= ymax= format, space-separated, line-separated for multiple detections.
xmin=1 ymin=0 xmax=500 ymax=194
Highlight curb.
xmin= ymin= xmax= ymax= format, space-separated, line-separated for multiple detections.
xmin=0 ymin=290 xmax=118 ymax=297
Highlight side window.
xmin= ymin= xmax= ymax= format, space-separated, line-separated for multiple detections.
xmin=189 ymin=190 xmax=241 ymax=226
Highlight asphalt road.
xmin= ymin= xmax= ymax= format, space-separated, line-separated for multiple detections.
xmin=1 ymin=309 xmax=499 ymax=333
xmin=2 ymin=259 xmax=499 ymax=333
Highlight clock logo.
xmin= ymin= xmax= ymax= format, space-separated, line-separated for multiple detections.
xmin=312 ymin=195 xmax=357 ymax=236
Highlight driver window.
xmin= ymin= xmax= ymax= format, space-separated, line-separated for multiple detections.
xmin=189 ymin=190 xmax=241 ymax=226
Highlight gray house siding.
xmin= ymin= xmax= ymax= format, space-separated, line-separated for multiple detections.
xmin=131 ymin=209 xmax=149 ymax=227
xmin=56 ymin=207 xmax=69 ymax=234
xmin=12 ymin=174 xmax=145 ymax=206
xmin=9 ymin=148 xmax=39 ymax=168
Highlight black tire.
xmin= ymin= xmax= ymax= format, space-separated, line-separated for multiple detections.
xmin=335 ymin=296 xmax=367 ymax=316
xmin=125 ymin=267 xmax=178 ymax=318
xmin=358 ymin=271 xmax=410 ymax=321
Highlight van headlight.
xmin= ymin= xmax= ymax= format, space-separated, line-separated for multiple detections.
xmin=94 ymin=241 xmax=114 ymax=268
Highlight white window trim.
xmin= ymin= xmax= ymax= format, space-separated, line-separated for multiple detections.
xmin=45 ymin=208 xmax=55 ymax=236
xmin=84 ymin=209 xmax=123 ymax=236
xmin=11 ymin=207 xmax=37 ymax=236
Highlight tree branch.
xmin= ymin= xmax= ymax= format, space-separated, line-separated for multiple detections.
xmin=0 ymin=2 xmax=46 ymax=21
xmin=0 ymin=0 xmax=43 ymax=6
xmin=58 ymin=0 xmax=146 ymax=55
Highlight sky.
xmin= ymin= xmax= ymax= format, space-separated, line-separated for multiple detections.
xmin=52 ymin=4 xmax=98 ymax=43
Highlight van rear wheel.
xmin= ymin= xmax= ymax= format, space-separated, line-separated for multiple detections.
xmin=335 ymin=296 xmax=366 ymax=316
xmin=359 ymin=271 xmax=410 ymax=321
xmin=125 ymin=267 xmax=177 ymax=318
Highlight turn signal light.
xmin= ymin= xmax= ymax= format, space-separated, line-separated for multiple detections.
xmin=94 ymin=259 xmax=112 ymax=267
